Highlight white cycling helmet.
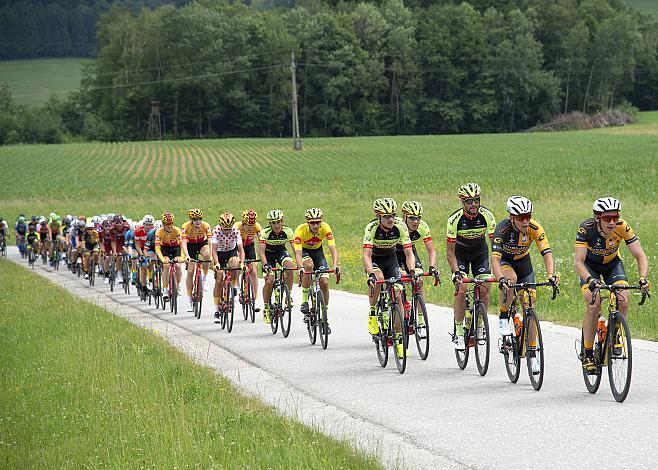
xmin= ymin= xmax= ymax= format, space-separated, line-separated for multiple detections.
xmin=92 ymin=216 xmax=101 ymax=224
xmin=129 ymin=221 xmax=137 ymax=231
xmin=506 ymin=196 xmax=533 ymax=215
xmin=593 ymin=197 xmax=620 ymax=214
xmin=154 ymin=220 xmax=163 ymax=229
xmin=143 ymin=214 xmax=155 ymax=225
xmin=85 ymin=221 xmax=94 ymax=228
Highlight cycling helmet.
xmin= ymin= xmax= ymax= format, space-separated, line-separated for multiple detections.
xmin=267 ymin=209 xmax=284 ymax=222
xmin=77 ymin=220 xmax=85 ymax=228
xmin=130 ymin=221 xmax=137 ymax=231
xmin=92 ymin=216 xmax=101 ymax=224
xmin=373 ymin=198 xmax=397 ymax=215
xmin=85 ymin=221 xmax=94 ymax=228
xmin=161 ymin=212 xmax=174 ymax=225
xmin=79 ymin=215 xmax=86 ymax=221
xmin=39 ymin=217 xmax=46 ymax=224
xmin=53 ymin=215 xmax=61 ymax=222
xmin=218 ymin=212 xmax=235 ymax=229
xmin=28 ymin=223 xmax=36 ymax=230
xmin=242 ymin=209 xmax=257 ymax=224
xmin=188 ymin=208 xmax=203 ymax=219
xmin=31 ymin=216 xmax=38 ymax=222
xmin=100 ymin=214 xmax=107 ymax=220
xmin=305 ymin=208 xmax=323 ymax=221
xmin=113 ymin=214 xmax=123 ymax=224
xmin=154 ymin=220 xmax=163 ymax=230
xmin=143 ymin=214 xmax=155 ymax=225
xmin=401 ymin=201 xmax=423 ymax=216
xmin=63 ymin=216 xmax=71 ymax=224
xmin=458 ymin=183 xmax=481 ymax=199
xmin=49 ymin=212 xmax=56 ymax=219
xmin=593 ymin=197 xmax=621 ymax=214
xmin=18 ymin=216 xmax=26 ymax=223
xmin=506 ymin=196 xmax=533 ymax=215
xmin=107 ymin=213 xmax=115 ymax=220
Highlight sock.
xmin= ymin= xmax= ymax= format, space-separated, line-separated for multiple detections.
xmin=187 ymin=288 xmax=193 ymax=296
xmin=302 ymin=287 xmax=309 ymax=303
xmin=455 ymin=321 xmax=464 ymax=337
xmin=213 ymin=297 xmax=221 ymax=308
xmin=499 ymin=311 xmax=509 ymax=320
xmin=584 ymin=340 xmax=594 ymax=349
xmin=369 ymin=305 xmax=376 ymax=316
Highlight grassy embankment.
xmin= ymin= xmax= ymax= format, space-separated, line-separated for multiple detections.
xmin=0 ymin=112 xmax=656 ymax=337
xmin=0 ymin=258 xmax=380 ymax=467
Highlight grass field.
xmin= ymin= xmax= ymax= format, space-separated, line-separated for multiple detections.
xmin=0 ymin=258 xmax=380 ymax=468
xmin=626 ymin=0 xmax=658 ymax=17
xmin=0 ymin=58 xmax=86 ymax=106
xmin=0 ymin=113 xmax=657 ymax=338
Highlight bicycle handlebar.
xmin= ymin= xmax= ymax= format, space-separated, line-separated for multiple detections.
xmin=298 ymin=267 xmax=341 ymax=286
xmin=502 ymin=281 xmax=559 ymax=303
xmin=589 ymin=284 xmax=651 ymax=306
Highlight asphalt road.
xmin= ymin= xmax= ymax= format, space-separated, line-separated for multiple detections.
xmin=9 ymin=247 xmax=658 ymax=469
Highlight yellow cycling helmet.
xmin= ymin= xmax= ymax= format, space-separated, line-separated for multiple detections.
xmin=401 ymin=201 xmax=423 ymax=216
xmin=304 ymin=208 xmax=323 ymax=221
xmin=458 ymin=183 xmax=481 ymax=199
xmin=267 ymin=209 xmax=283 ymax=222
xmin=161 ymin=212 xmax=174 ymax=225
xmin=218 ymin=212 xmax=235 ymax=228
xmin=242 ymin=209 xmax=257 ymax=224
xmin=373 ymin=198 xmax=397 ymax=215
xmin=188 ymin=208 xmax=203 ymax=219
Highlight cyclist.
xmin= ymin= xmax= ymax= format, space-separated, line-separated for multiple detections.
xmin=37 ymin=218 xmax=50 ymax=259
xmin=575 ymin=197 xmax=651 ymax=374
xmin=47 ymin=214 xmax=64 ymax=265
xmin=235 ymin=209 xmax=262 ymax=312
xmin=98 ymin=218 xmax=114 ymax=283
xmin=124 ymin=221 xmax=137 ymax=285
xmin=25 ymin=223 xmax=39 ymax=257
xmin=258 ymin=210 xmax=295 ymax=324
xmin=294 ymin=208 xmax=339 ymax=331
xmin=81 ymin=221 xmax=100 ymax=278
xmin=134 ymin=215 xmax=156 ymax=294
xmin=491 ymin=196 xmax=559 ymax=374
xmin=110 ymin=215 xmax=130 ymax=283
xmin=396 ymin=200 xmax=439 ymax=284
xmin=363 ymin=198 xmax=416 ymax=356
xmin=15 ymin=215 xmax=28 ymax=256
xmin=446 ymin=183 xmax=497 ymax=350
xmin=211 ymin=212 xmax=245 ymax=321
xmin=155 ymin=212 xmax=183 ymax=299
xmin=181 ymin=208 xmax=213 ymax=312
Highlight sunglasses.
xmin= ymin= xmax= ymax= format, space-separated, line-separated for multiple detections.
xmin=308 ymin=220 xmax=321 ymax=225
xmin=191 ymin=218 xmax=202 ymax=222
xmin=463 ymin=198 xmax=480 ymax=205
xmin=599 ymin=215 xmax=620 ymax=223
xmin=515 ymin=213 xmax=532 ymax=222
xmin=407 ymin=216 xmax=421 ymax=222
xmin=381 ymin=214 xmax=397 ymax=220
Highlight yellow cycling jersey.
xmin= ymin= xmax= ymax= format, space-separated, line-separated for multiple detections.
xmin=491 ymin=218 xmax=551 ymax=261
xmin=575 ymin=218 xmax=637 ymax=265
xmin=155 ymin=226 xmax=182 ymax=248
xmin=293 ymin=222 xmax=336 ymax=251
xmin=235 ymin=221 xmax=262 ymax=246
xmin=181 ymin=220 xmax=212 ymax=244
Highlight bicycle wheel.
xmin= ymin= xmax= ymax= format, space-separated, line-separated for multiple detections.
xmin=503 ymin=334 xmax=521 ymax=383
xmin=454 ymin=320 xmax=470 ymax=370
xmin=608 ymin=313 xmax=633 ymax=403
xmin=581 ymin=331 xmax=603 ymax=394
xmin=307 ymin=291 xmax=318 ymax=345
xmin=170 ymin=272 xmax=178 ymax=315
xmin=318 ymin=290 xmax=329 ymax=349
xmin=226 ymin=285 xmax=235 ymax=333
xmin=280 ymin=283 xmax=292 ymax=338
xmin=474 ymin=302 xmax=490 ymax=376
xmin=247 ymin=276 xmax=256 ymax=323
xmin=392 ymin=304 xmax=407 ymax=374
xmin=89 ymin=258 xmax=96 ymax=287
xmin=194 ymin=271 xmax=203 ymax=319
xmin=109 ymin=258 xmax=116 ymax=292
xmin=240 ymin=273 xmax=249 ymax=321
xmin=525 ymin=310 xmax=544 ymax=391
xmin=270 ymin=303 xmax=279 ymax=334
xmin=414 ymin=296 xmax=429 ymax=360
xmin=375 ymin=310 xmax=388 ymax=368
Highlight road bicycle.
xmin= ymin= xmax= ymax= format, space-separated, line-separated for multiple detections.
xmin=27 ymin=242 xmax=37 ymax=269
xmin=85 ymin=249 xmax=98 ymax=287
xmin=152 ymin=260 xmax=164 ymax=309
xmin=453 ymin=277 xmax=497 ymax=375
xmin=499 ymin=281 xmax=559 ymax=391
xmin=50 ymin=239 xmax=62 ymax=270
xmin=267 ymin=267 xmax=296 ymax=338
xmin=161 ymin=259 xmax=180 ymax=314
xmin=190 ymin=258 xmax=213 ymax=319
xmin=239 ymin=259 xmax=260 ymax=323
xmin=299 ymin=267 xmax=340 ymax=349
xmin=576 ymin=284 xmax=650 ymax=402
xmin=400 ymin=272 xmax=439 ymax=360
xmin=0 ymin=234 xmax=6 ymax=258
xmin=215 ymin=266 xmax=242 ymax=332
xmin=370 ymin=276 xmax=410 ymax=374
xmin=121 ymin=254 xmax=132 ymax=295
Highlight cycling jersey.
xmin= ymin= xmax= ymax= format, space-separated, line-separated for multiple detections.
xmin=363 ymin=217 xmax=412 ymax=256
xmin=181 ymin=220 xmax=212 ymax=244
xmin=293 ymin=222 xmax=336 ymax=251
xmin=26 ymin=231 xmax=39 ymax=245
xmin=260 ymin=226 xmax=295 ymax=253
xmin=145 ymin=228 xmax=156 ymax=252
xmin=49 ymin=220 xmax=61 ymax=234
xmin=133 ymin=226 xmax=149 ymax=249
xmin=82 ymin=229 xmax=100 ymax=245
xmin=111 ymin=222 xmax=129 ymax=243
xmin=491 ymin=218 xmax=551 ymax=261
xmin=38 ymin=224 xmax=49 ymax=236
xmin=124 ymin=230 xmax=135 ymax=248
xmin=15 ymin=222 xmax=27 ymax=235
xmin=446 ymin=206 xmax=496 ymax=251
xmin=236 ymin=221 xmax=262 ymax=246
xmin=211 ymin=226 xmax=243 ymax=252
xmin=575 ymin=218 xmax=637 ymax=266
xmin=155 ymin=226 xmax=182 ymax=248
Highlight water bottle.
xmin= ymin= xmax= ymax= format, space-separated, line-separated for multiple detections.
xmin=513 ymin=313 xmax=523 ymax=337
xmin=597 ymin=317 xmax=607 ymax=343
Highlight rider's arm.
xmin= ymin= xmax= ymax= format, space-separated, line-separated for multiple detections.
xmin=181 ymin=238 xmax=189 ymax=260
xmin=627 ymin=240 xmax=649 ymax=279
xmin=424 ymin=239 xmax=437 ymax=271
xmin=542 ymin=252 xmax=555 ymax=278
xmin=404 ymin=245 xmax=415 ymax=274
xmin=237 ymin=242 xmax=245 ymax=265
xmin=362 ymin=246 xmax=374 ymax=275
xmin=293 ymin=227 xmax=304 ymax=267
xmin=491 ymin=254 xmax=504 ymax=280
xmin=574 ymin=245 xmax=591 ymax=282
xmin=154 ymin=232 xmax=165 ymax=263
xmin=328 ymin=244 xmax=339 ymax=270
xmin=446 ymin=241 xmax=459 ymax=273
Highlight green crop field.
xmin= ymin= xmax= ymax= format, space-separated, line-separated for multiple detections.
xmin=626 ymin=0 xmax=658 ymax=17
xmin=0 ymin=58 xmax=86 ymax=106
xmin=1 ymin=113 xmax=657 ymax=337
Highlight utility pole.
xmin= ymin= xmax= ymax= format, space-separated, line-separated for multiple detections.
xmin=291 ymin=50 xmax=302 ymax=151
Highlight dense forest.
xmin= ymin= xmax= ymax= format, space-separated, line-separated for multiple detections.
xmin=1 ymin=0 xmax=657 ymax=143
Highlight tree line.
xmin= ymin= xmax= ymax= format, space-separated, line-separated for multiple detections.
xmin=1 ymin=0 xmax=657 ymax=144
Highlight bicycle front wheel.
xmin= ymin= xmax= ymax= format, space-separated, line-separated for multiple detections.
xmin=240 ymin=273 xmax=249 ymax=321
xmin=455 ymin=321 xmax=469 ymax=370
xmin=525 ymin=310 xmax=544 ymax=391
xmin=307 ymin=292 xmax=318 ymax=345
xmin=226 ymin=286 xmax=235 ymax=333
xmin=581 ymin=331 xmax=603 ymax=394
xmin=474 ymin=302 xmax=490 ymax=376
xmin=414 ymin=296 xmax=429 ymax=360
xmin=503 ymin=335 xmax=521 ymax=383
xmin=280 ymin=284 xmax=292 ymax=338
xmin=194 ymin=272 xmax=203 ymax=319
xmin=318 ymin=290 xmax=328 ymax=350
xmin=248 ymin=276 xmax=256 ymax=323
xmin=109 ymin=258 xmax=116 ymax=292
xmin=608 ymin=312 xmax=633 ymax=402
xmin=375 ymin=310 xmax=388 ymax=368
xmin=392 ymin=304 xmax=407 ymax=374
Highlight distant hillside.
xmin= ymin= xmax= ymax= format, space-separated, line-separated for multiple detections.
xmin=626 ymin=0 xmax=658 ymax=18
